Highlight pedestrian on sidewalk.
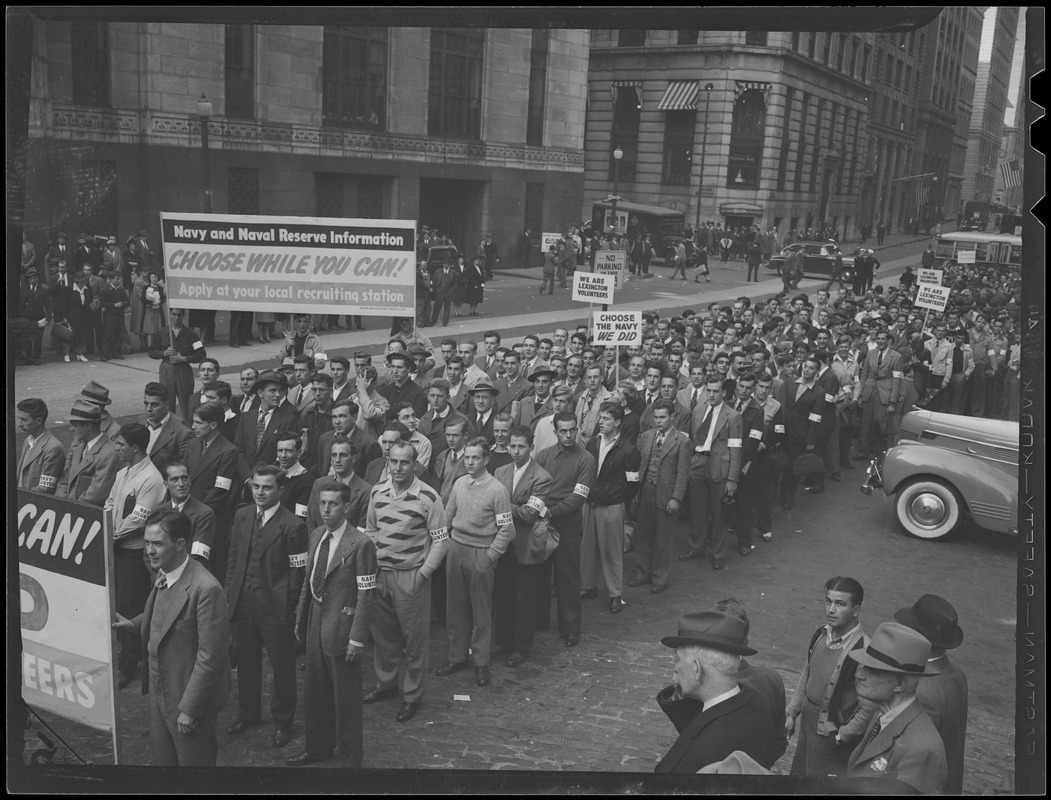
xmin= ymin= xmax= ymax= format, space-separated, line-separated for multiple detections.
xmin=692 ymin=245 xmax=711 ymax=283
xmin=540 ymin=244 xmax=556 ymax=295
xmin=746 ymin=241 xmax=763 ymax=282
xmin=670 ymin=240 xmax=689 ymax=282
xmin=464 ymin=255 xmax=485 ymax=316
xmin=99 ymin=270 xmax=130 ymax=361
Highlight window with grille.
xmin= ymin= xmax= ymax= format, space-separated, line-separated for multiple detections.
xmin=745 ymin=31 xmax=768 ymax=47
xmin=75 ymin=161 xmax=118 ymax=233
xmin=776 ymin=88 xmax=795 ymax=191
xmin=610 ymin=88 xmax=640 ymax=183
xmin=524 ymin=183 xmax=544 ymax=237
xmin=618 ymin=30 xmax=646 ymax=47
xmin=527 ymin=30 xmax=548 ymax=146
xmin=836 ymin=34 xmax=848 ymax=71
xmin=71 ymin=22 xmax=109 ymax=108
xmin=850 ymin=40 xmax=859 ymax=77
xmin=228 ymin=168 xmax=260 ymax=214
xmin=322 ymin=27 xmax=388 ymax=130
xmin=428 ymin=29 xmax=484 ymax=139
xmin=677 ymin=30 xmax=698 ymax=45
xmin=316 ymin=173 xmax=344 ymax=217
xmin=357 ymin=176 xmax=385 ymax=218
xmin=809 ymin=99 xmax=824 ymax=192
xmin=794 ymin=93 xmax=809 ymax=192
xmin=861 ymin=45 xmax=871 ymax=80
xmin=661 ymin=111 xmax=695 ymax=185
xmin=726 ymin=89 xmax=766 ymax=189
xmin=225 ymin=25 xmax=255 ymax=119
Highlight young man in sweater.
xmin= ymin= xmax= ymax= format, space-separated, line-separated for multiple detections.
xmin=435 ymin=438 xmax=514 ymax=689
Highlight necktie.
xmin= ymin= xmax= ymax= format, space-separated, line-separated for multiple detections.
xmin=655 ymin=431 xmax=665 ymax=449
xmin=647 ymin=392 xmax=655 ymax=406
xmin=156 ymin=573 xmax=168 ymax=590
xmin=877 ymin=350 xmax=884 ymax=369
xmin=696 ymin=407 xmax=713 ymax=444
xmin=868 ymin=719 xmax=882 ymax=743
xmin=256 ymin=509 xmax=265 ymax=530
xmin=256 ymin=410 xmax=267 ymax=450
xmin=690 ymin=390 xmax=698 ymax=411
xmin=311 ymin=532 xmax=332 ymax=600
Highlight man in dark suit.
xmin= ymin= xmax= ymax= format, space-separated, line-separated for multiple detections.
xmin=464 ymin=381 xmax=499 ymax=444
xmin=287 ymin=480 xmax=377 ymax=767
xmin=894 ymin=595 xmax=968 ymax=794
xmin=232 ymin=367 xmax=260 ymax=417
xmin=725 ymin=373 xmax=775 ymax=554
xmin=514 ymin=365 xmax=557 ymax=430
xmin=143 ymin=382 xmax=194 ymax=472
xmin=234 ymin=370 xmax=301 ymax=471
xmin=58 ymin=399 xmax=121 ymax=506
xmin=494 ymin=351 xmax=530 ymax=414
xmin=857 ymin=329 xmax=904 ymax=460
xmin=162 ymin=460 xmax=216 ymax=565
xmin=187 ymin=401 xmax=244 ymax=584
xmin=315 ymin=399 xmax=378 ymax=480
xmin=113 ymin=508 xmax=229 ymax=766
xmin=430 ymin=260 xmax=461 ymax=327
xmin=378 ymin=351 xmax=429 ymax=418
xmin=629 ymin=401 xmax=691 ymax=592
xmin=197 ymin=381 xmax=240 ymax=443
xmin=779 ymin=354 xmax=826 ymax=510
xmin=847 ymin=622 xmax=947 ymax=794
xmin=225 ymin=464 xmax=308 ymax=748
xmin=306 ymin=437 xmax=373 ymax=531
xmin=655 ymin=611 xmax=781 ymax=772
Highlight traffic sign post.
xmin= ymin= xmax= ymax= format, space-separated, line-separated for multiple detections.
xmin=595 ymin=250 xmax=627 ymax=289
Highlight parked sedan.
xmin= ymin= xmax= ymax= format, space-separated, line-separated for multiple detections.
xmin=424 ymin=245 xmax=460 ymax=279
xmin=862 ymin=409 xmax=1019 ymax=541
xmin=766 ymin=241 xmax=855 ymax=281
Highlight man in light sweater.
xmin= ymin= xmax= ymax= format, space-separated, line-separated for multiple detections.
xmin=363 ymin=441 xmax=448 ymax=723
xmin=435 ymin=438 xmax=514 ymax=689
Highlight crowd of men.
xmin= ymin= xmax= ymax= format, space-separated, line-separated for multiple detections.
xmin=16 ymin=240 xmax=1013 ymax=785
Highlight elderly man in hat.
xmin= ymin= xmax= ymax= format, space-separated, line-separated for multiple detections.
xmin=894 ymin=595 xmax=968 ymax=794
xmin=234 ymin=369 xmax=302 ymax=469
xmin=58 ymin=399 xmax=121 ymax=506
xmin=79 ymin=381 xmax=122 ymax=441
xmin=846 ymin=622 xmax=948 ymax=794
xmin=149 ymin=307 xmax=207 ymax=422
xmin=655 ymin=610 xmax=781 ymax=772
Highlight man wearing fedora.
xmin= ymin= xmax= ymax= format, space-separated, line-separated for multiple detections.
xmin=655 ymin=610 xmax=781 ymax=772
xmin=235 ymin=370 xmax=302 ymax=471
xmin=514 ymin=365 xmax=558 ymax=430
xmin=16 ymin=267 xmax=50 ymax=364
xmin=465 ymin=381 xmax=500 ymax=445
xmin=894 ymin=595 xmax=968 ymax=794
xmin=58 ymin=399 xmax=121 ymax=506
xmin=846 ymin=622 xmax=948 ymax=794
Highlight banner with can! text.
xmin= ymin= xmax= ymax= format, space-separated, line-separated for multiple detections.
xmin=160 ymin=213 xmax=417 ymax=317
xmin=19 ymin=490 xmax=119 ymax=740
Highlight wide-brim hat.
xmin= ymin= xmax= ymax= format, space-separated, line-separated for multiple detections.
xmin=24 ymin=268 xmax=39 ymax=278
xmin=69 ymin=398 xmax=102 ymax=423
xmin=248 ymin=369 xmax=287 ymax=393
xmin=138 ymin=229 xmax=148 ymax=236
xmin=386 ymin=351 xmax=415 ymax=368
xmin=466 ymin=380 xmax=499 ymax=396
xmin=848 ymin=621 xmax=939 ymax=676
xmin=406 ymin=343 xmax=432 ymax=359
xmin=893 ymin=594 xmax=964 ymax=650
xmin=57 ymin=232 xmax=67 ymax=238
xmin=279 ymin=356 xmax=296 ymax=370
xmin=80 ymin=380 xmax=112 ymax=407
xmin=660 ymin=610 xmax=757 ymax=655
xmin=527 ymin=364 xmax=558 ymax=382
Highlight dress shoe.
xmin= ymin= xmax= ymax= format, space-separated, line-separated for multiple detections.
xmin=286 ymin=751 xmax=332 ymax=766
xmin=475 ymin=666 xmax=490 ymax=687
xmin=677 ymin=550 xmax=703 ymax=562
xmin=362 ymin=685 xmax=398 ymax=704
xmin=506 ymin=650 xmax=528 ymax=667
xmin=435 ymin=661 xmax=467 ymax=677
xmin=396 ymin=701 xmax=421 ymax=722
xmin=580 ymin=588 xmax=598 ymax=600
xmin=227 ymin=718 xmax=259 ymax=736
xmin=650 ymin=584 xmax=667 ymax=594
xmin=273 ymin=728 xmax=292 ymax=748
xmin=762 ymin=532 xmax=773 ymax=542
xmin=711 ymin=558 xmax=725 ymax=571
xmin=564 ymin=632 xmax=580 ymax=648
xmin=610 ymin=597 xmax=626 ymax=614
xmin=740 ymin=546 xmax=755 ymax=557
xmin=626 ymin=577 xmax=650 ymax=588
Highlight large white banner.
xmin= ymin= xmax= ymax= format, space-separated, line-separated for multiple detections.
xmin=160 ymin=213 xmax=417 ymax=317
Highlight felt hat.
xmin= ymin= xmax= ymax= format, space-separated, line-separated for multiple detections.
xmin=660 ymin=610 xmax=757 ymax=655
xmin=138 ymin=229 xmax=148 ymax=236
xmin=79 ymin=380 xmax=112 ymax=407
xmin=466 ymin=380 xmax=499 ymax=396
xmin=406 ymin=343 xmax=432 ymax=359
xmin=57 ymin=231 xmax=67 ymax=239
xmin=69 ymin=398 xmax=102 ymax=423
xmin=894 ymin=595 xmax=964 ymax=650
xmin=248 ymin=369 xmax=287 ymax=394
xmin=527 ymin=364 xmax=558 ymax=382
xmin=279 ymin=356 xmax=296 ymax=370
xmin=386 ymin=351 xmax=415 ymax=368
xmin=848 ymin=621 xmax=939 ymax=675
xmin=24 ymin=267 xmax=39 ymax=278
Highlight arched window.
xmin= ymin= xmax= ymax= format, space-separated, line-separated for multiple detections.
xmin=726 ymin=88 xmax=766 ymax=189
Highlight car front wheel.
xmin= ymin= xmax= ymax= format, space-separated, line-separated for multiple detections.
xmin=894 ymin=479 xmax=963 ymax=540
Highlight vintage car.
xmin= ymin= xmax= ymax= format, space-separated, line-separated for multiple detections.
xmin=861 ymin=409 xmax=1019 ymax=541
xmin=766 ymin=241 xmax=856 ymax=281
xmin=423 ymin=245 xmax=460 ymax=279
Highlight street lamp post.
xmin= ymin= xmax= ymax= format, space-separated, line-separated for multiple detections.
xmin=196 ymin=94 xmax=213 ymax=213
xmin=609 ymin=146 xmax=624 ymax=236
xmin=694 ymin=83 xmax=714 ymax=234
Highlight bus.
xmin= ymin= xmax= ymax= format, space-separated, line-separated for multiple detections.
xmin=934 ymin=231 xmax=1022 ymax=270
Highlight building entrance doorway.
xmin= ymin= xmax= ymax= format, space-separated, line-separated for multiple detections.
xmin=419 ymin=178 xmax=486 ymax=254
xmin=724 ymin=214 xmax=754 ymax=230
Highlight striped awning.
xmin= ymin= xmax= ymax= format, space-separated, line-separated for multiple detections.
xmin=657 ymin=80 xmax=699 ymax=111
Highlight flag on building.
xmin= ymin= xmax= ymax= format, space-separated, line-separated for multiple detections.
xmin=914 ymin=175 xmax=930 ymax=208
xmin=999 ymin=158 xmax=1021 ymax=189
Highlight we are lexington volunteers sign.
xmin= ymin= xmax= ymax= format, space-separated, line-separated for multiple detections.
xmin=160 ymin=213 xmax=417 ymax=317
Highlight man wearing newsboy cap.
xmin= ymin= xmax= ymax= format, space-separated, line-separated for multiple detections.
xmin=894 ymin=594 xmax=968 ymax=794
xmin=654 ymin=611 xmax=780 ymax=773
xmin=846 ymin=621 xmax=947 ymax=794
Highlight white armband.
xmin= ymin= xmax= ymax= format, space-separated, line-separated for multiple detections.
xmin=294 ymin=503 xmax=308 ymax=518
xmin=496 ymin=511 xmax=514 ymax=528
xmin=39 ymin=475 xmax=57 ymax=489
xmin=774 ymin=424 xmax=785 ymax=434
xmin=824 ymin=393 xmax=834 ymax=403
xmin=129 ymin=503 xmax=152 ymax=522
xmin=573 ymin=483 xmax=590 ymax=499
xmin=191 ymin=541 xmax=211 ymax=559
xmin=315 ymin=352 xmax=328 ymax=362
xmin=429 ymin=526 xmax=449 ymax=543
xmin=357 ymin=573 xmax=377 ymax=590
xmin=214 ymin=475 xmax=232 ymax=490
xmin=749 ymin=429 xmax=764 ymax=440
xmin=190 ymin=340 xmax=203 ymax=351
xmin=526 ymin=495 xmax=547 ymax=513
xmin=892 ymin=370 xmax=903 ymax=378
xmin=625 ymin=471 xmax=640 ymax=482
xmin=288 ymin=551 xmax=308 ymax=568
xmin=808 ymin=413 xmax=822 ymax=423
xmin=987 ymin=349 xmax=995 ymax=357
xmin=728 ymin=438 xmax=742 ymax=448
